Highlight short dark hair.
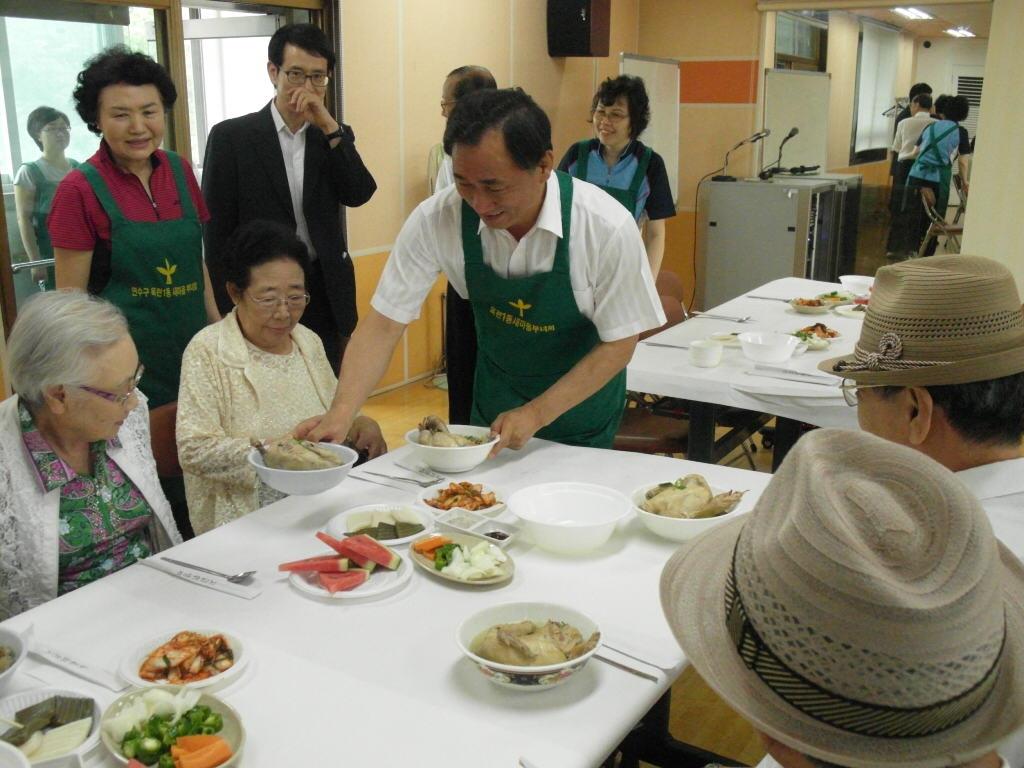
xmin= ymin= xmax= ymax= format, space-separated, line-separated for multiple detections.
xmin=878 ymin=373 xmax=1024 ymax=446
xmin=590 ymin=75 xmax=651 ymax=139
xmin=933 ymin=94 xmax=951 ymax=118
xmin=223 ymin=220 xmax=310 ymax=292
xmin=73 ymin=46 xmax=177 ymax=135
xmin=447 ymin=66 xmax=497 ymax=101
xmin=26 ymin=107 xmax=69 ymax=150
xmin=909 ymin=82 xmax=932 ymax=99
xmin=268 ymin=24 xmax=335 ymax=71
xmin=443 ymin=87 xmax=552 ymax=170
xmin=944 ymin=95 xmax=970 ymax=123
xmin=912 ymin=93 xmax=933 ymax=110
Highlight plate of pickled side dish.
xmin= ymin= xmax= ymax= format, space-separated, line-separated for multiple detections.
xmin=119 ymin=629 xmax=247 ymax=691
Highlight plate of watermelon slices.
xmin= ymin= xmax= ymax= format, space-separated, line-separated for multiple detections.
xmin=280 ymin=532 xmax=413 ymax=601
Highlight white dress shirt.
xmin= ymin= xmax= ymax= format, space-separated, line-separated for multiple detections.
xmin=270 ymin=101 xmax=316 ymax=258
xmin=892 ymin=112 xmax=936 ymax=161
xmin=371 ymin=173 xmax=666 ymax=342
xmin=957 ymin=457 xmax=1024 ymax=561
xmin=435 ymin=153 xmax=454 ymax=191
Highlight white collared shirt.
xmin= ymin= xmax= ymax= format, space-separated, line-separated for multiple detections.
xmin=957 ymin=457 xmax=1024 ymax=562
xmin=371 ymin=173 xmax=665 ymax=342
xmin=270 ymin=100 xmax=316 ymax=258
xmin=892 ymin=112 xmax=936 ymax=161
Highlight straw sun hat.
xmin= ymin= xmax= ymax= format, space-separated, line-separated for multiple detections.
xmin=660 ymin=429 xmax=1024 ymax=768
xmin=820 ymin=254 xmax=1024 ymax=386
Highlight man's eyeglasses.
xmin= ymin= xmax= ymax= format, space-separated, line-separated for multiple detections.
xmin=283 ymin=69 xmax=330 ymax=88
xmin=247 ymin=293 xmax=311 ymax=312
xmin=839 ymin=379 xmax=897 ymax=407
xmin=440 ymin=100 xmax=456 ymax=110
xmin=592 ymin=107 xmax=629 ymax=123
xmin=76 ymin=364 xmax=145 ymax=406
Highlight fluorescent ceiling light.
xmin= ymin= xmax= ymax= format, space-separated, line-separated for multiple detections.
xmin=945 ymin=26 xmax=976 ymax=37
xmin=892 ymin=8 xmax=933 ymax=20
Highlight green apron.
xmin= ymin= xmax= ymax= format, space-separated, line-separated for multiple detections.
xmin=908 ymin=124 xmax=958 ymax=216
xmin=23 ymin=160 xmax=73 ymax=289
xmin=464 ymin=171 xmax=626 ymax=448
xmin=570 ymin=140 xmax=651 ymax=221
xmin=80 ymin=152 xmax=205 ymax=408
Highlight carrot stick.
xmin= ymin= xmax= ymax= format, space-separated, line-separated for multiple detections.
xmin=413 ymin=535 xmax=451 ymax=554
xmin=175 ymin=738 xmax=233 ymax=768
xmin=174 ymin=734 xmax=222 ymax=752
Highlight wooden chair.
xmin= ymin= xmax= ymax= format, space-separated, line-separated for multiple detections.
xmin=148 ymin=401 xmax=182 ymax=478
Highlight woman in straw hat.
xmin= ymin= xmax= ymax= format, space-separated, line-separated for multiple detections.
xmin=661 ymin=428 xmax=1024 ymax=768
xmin=819 ymin=255 xmax=1024 ymax=566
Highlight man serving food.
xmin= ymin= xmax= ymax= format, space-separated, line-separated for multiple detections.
xmin=305 ymin=88 xmax=664 ymax=454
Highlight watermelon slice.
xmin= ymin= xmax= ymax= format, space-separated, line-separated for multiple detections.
xmin=315 ymin=531 xmax=377 ymax=571
xmin=334 ymin=534 xmax=402 ymax=570
xmin=278 ymin=554 xmax=349 ymax=573
xmin=318 ymin=570 xmax=369 ymax=593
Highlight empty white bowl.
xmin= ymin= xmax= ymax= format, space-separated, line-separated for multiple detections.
xmin=838 ymin=274 xmax=875 ymax=296
xmin=0 ymin=627 xmax=26 ymax=696
xmin=0 ymin=742 xmax=30 ymax=768
xmin=631 ymin=483 xmax=748 ymax=542
xmin=508 ymin=482 xmax=632 ymax=554
xmin=247 ymin=442 xmax=358 ymax=496
xmin=456 ymin=602 xmax=601 ymax=691
xmin=737 ymin=332 xmax=802 ymax=364
xmin=403 ymin=425 xmax=498 ymax=473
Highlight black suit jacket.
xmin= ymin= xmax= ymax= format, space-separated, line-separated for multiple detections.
xmin=201 ymin=102 xmax=376 ymax=334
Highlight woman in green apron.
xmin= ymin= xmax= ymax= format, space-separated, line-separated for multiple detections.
xmin=50 ymin=47 xmax=219 ymax=538
xmin=558 ymin=75 xmax=675 ymax=277
xmin=13 ymin=107 xmax=79 ymax=289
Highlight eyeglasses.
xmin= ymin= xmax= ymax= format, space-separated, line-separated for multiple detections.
xmin=592 ymin=107 xmax=629 ymax=123
xmin=283 ymin=69 xmax=330 ymax=88
xmin=246 ymin=292 xmax=311 ymax=312
xmin=839 ymin=379 xmax=899 ymax=407
xmin=76 ymin=364 xmax=145 ymax=406
xmin=440 ymin=100 xmax=456 ymax=109
xmin=42 ymin=125 xmax=70 ymax=134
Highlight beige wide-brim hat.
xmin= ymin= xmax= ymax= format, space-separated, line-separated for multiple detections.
xmin=661 ymin=429 xmax=1024 ymax=768
xmin=820 ymin=254 xmax=1024 ymax=385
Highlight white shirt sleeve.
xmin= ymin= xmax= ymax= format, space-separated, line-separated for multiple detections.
xmin=370 ymin=202 xmax=446 ymax=324
xmin=13 ymin=164 xmax=34 ymax=190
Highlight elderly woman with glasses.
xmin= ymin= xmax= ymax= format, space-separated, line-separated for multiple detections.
xmin=0 ymin=291 xmax=182 ymax=619
xmin=177 ymin=220 xmax=386 ymax=535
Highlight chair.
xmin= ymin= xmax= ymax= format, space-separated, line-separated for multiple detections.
xmin=148 ymin=401 xmax=182 ymax=478
xmin=918 ymin=199 xmax=964 ymax=258
xmin=951 ymin=174 xmax=968 ymax=225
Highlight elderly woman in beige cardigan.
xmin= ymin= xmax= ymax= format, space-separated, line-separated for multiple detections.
xmin=176 ymin=220 xmax=385 ymax=535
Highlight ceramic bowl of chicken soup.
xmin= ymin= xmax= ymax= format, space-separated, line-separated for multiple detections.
xmin=456 ymin=602 xmax=601 ymax=691
xmin=631 ymin=478 xmax=750 ymax=542
xmin=247 ymin=442 xmax=358 ymax=496
xmin=508 ymin=482 xmax=632 ymax=554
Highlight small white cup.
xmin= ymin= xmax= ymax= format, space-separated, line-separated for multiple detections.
xmin=690 ymin=339 xmax=723 ymax=368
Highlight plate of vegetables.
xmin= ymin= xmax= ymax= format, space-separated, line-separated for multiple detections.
xmin=0 ymin=688 xmax=99 ymax=766
xmin=119 ymin=630 xmax=247 ymax=692
xmin=100 ymin=686 xmax=243 ymax=767
xmin=416 ymin=481 xmax=505 ymax=517
xmin=409 ymin=533 xmax=514 ymax=586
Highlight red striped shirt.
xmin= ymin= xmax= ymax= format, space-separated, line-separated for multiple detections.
xmin=48 ymin=142 xmax=209 ymax=251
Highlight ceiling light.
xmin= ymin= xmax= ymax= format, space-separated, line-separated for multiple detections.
xmin=892 ymin=8 xmax=933 ymax=20
xmin=945 ymin=26 xmax=976 ymax=37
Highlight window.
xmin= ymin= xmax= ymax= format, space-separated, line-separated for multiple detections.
xmin=775 ymin=12 xmax=828 ymax=72
xmin=851 ymin=19 xmax=899 ymax=164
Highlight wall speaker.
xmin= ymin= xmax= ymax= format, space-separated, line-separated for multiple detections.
xmin=547 ymin=0 xmax=610 ymax=58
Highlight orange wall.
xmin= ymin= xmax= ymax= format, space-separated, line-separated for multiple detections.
xmin=344 ymin=0 xmax=640 ymax=388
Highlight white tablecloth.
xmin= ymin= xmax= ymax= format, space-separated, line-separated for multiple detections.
xmin=628 ymin=277 xmax=862 ymax=429
xmin=1 ymin=441 xmax=772 ymax=768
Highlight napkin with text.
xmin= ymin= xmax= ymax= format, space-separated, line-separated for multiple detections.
xmin=141 ymin=557 xmax=263 ymax=599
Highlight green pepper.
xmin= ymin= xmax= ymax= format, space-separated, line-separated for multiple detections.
xmin=121 ymin=738 xmax=139 ymax=759
xmin=158 ymin=754 xmax=175 ymax=768
xmin=434 ymin=543 xmax=458 ymax=570
xmin=136 ymin=735 xmax=164 ymax=763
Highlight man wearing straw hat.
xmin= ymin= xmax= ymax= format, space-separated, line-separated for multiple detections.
xmin=661 ymin=428 xmax=1024 ymax=768
xmin=819 ymin=255 xmax=1024 ymax=560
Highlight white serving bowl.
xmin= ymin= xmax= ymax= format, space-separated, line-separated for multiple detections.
xmin=508 ymin=482 xmax=631 ymax=554
xmin=403 ymin=425 xmax=498 ymax=473
xmin=0 ymin=743 xmax=29 ymax=768
xmin=456 ymin=602 xmax=601 ymax=691
xmin=101 ymin=686 xmax=245 ymax=766
xmin=838 ymin=274 xmax=875 ymax=296
xmin=737 ymin=331 xmax=802 ymax=364
xmin=631 ymin=483 xmax=748 ymax=542
xmin=247 ymin=442 xmax=358 ymax=495
xmin=0 ymin=627 xmax=26 ymax=696
xmin=0 ymin=688 xmax=102 ymax=768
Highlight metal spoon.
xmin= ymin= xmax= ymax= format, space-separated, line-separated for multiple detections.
xmin=690 ymin=312 xmax=753 ymax=322
xmin=160 ymin=557 xmax=257 ymax=584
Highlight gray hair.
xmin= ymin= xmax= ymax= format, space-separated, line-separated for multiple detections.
xmin=7 ymin=290 xmax=129 ymax=407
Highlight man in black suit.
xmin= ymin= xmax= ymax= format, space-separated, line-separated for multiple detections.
xmin=202 ymin=24 xmax=376 ymax=370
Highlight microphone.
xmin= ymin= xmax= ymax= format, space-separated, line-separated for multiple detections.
xmin=759 ymin=127 xmax=799 ymax=180
xmin=714 ymin=129 xmax=772 ymax=181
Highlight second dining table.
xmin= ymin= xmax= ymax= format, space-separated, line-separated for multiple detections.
xmin=628 ymin=276 xmax=863 ymax=468
xmin=0 ymin=438 xmax=772 ymax=768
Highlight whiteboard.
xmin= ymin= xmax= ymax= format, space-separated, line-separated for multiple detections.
xmin=762 ymin=70 xmax=829 ymax=172
xmin=621 ymin=54 xmax=680 ymax=204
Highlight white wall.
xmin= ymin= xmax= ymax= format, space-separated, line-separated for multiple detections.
xmin=912 ymin=37 xmax=988 ymax=95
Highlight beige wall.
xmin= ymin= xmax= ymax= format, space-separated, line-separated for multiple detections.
xmin=342 ymin=0 xmax=639 ymax=388
xmin=960 ymin=0 xmax=1024 ymax=290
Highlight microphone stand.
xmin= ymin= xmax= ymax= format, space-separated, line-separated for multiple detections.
xmin=713 ymin=131 xmax=768 ymax=182
xmin=759 ymin=130 xmax=798 ymax=180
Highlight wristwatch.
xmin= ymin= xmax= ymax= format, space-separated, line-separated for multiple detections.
xmin=324 ymin=126 xmax=347 ymax=141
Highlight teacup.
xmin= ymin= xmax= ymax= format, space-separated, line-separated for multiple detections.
xmin=690 ymin=339 xmax=723 ymax=368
